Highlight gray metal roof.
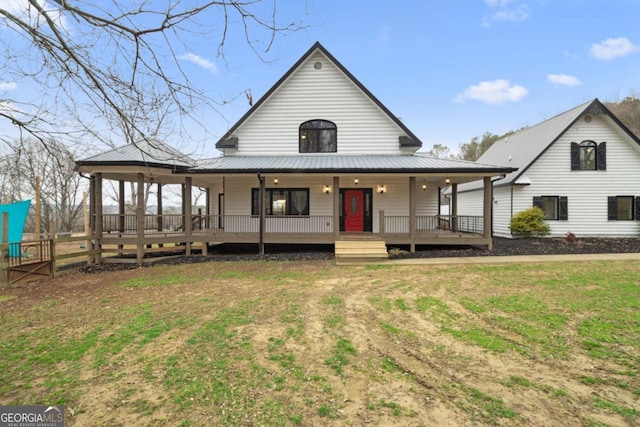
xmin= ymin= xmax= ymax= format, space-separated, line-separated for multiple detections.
xmin=76 ymin=139 xmax=194 ymax=169
xmin=193 ymin=153 xmax=515 ymax=174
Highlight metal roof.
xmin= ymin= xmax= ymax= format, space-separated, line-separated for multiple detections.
xmin=76 ymin=139 xmax=194 ymax=170
xmin=193 ymin=153 xmax=516 ymax=174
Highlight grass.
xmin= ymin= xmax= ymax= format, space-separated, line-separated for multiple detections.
xmin=0 ymin=259 xmax=639 ymax=426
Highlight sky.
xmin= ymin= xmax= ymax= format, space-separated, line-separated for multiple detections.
xmin=1 ymin=0 xmax=640 ymax=157
xmin=194 ymin=0 xmax=640 ymax=155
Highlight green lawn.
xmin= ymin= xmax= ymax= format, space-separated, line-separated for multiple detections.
xmin=1 ymin=259 xmax=638 ymax=426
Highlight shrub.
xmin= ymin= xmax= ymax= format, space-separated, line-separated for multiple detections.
xmin=509 ymin=207 xmax=550 ymax=237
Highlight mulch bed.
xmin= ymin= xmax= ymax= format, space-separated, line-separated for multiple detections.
xmin=78 ymin=237 xmax=640 ymax=274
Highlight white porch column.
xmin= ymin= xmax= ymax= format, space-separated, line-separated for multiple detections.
xmin=483 ymin=176 xmax=493 ymax=251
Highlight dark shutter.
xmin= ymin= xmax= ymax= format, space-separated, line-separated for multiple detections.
xmin=608 ymin=196 xmax=617 ymax=220
xmin=533 ymin=196 xmax=542 ymax=209
xmin=558 ymin=197 xmax=568 ymax=221
xmin=570 ymin=142 xmax=580 ymax=170
xmin=635 ymin=197 xmax=640 ymax=221
xmin=596 ymin=141 xmax=606 ymax=170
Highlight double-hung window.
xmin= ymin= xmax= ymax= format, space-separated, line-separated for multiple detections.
xmin=533 ymin=196 xmax=568 ymax=220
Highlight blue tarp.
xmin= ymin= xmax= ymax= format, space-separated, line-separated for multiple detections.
xmin=0 ymin=200 xmax=31 ymax=257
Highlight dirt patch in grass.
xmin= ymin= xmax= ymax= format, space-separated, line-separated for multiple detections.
xmin=1 ymin=259 xmax=639 ymax=426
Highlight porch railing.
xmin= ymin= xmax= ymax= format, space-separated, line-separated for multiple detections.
xmin=97 ymin=214 xmax=483 ymax=236
xmin=98 ymin=214 xmax=334 ymax=235
xmin=383 ymin=215 xmax=483 ymax=235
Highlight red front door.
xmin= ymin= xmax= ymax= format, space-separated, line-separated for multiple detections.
xmin=344 ymin=190 xmax=364 ymax=232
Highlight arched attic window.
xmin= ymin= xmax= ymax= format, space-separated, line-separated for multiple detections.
xmin=299 ymin=119 xmax=337 ymax=153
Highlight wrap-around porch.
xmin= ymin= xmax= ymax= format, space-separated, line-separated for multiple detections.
xmin=87 ymin=173 xmax=494 ymax=264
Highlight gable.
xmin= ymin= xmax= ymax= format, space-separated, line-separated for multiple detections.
xmin=216 ymin=43 xmax=421 ymax=156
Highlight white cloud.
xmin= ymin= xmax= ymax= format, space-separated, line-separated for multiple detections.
xmin=0 ymin=82 xmax=17 ymax=91
xmin=492 ymin=6 xmax=529 ymax=23
xmin=179 ymin=53 xmax=218 ymax=73
xmin=547 ymin=74 xmax=582 ymax=87
xmin=455 ymin=79 xmax=528 ymax=105
xmin=485 ymin=0 xmax=516 ymax=6
xmin=2 ymin=0 xmax=71 ymax=32
xmin=590 ymin=37 xmax=639 ymax=60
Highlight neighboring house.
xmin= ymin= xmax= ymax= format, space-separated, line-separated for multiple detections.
xmin=76 ymin=42 xmax=514 ymax=263
xmin=456 ymin=98 xmax=640 ymax=238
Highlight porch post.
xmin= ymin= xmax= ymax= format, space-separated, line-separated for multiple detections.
xmin=257 ymin=173 xmax=265 ymax=255
xmin=88 ymin=175 xmax=96 ymax=264
xmin=451 ymin=183 xmax=458 ymax=232
xmin=483 ymin=176 xmax=493 ymax=251
xmin=333 ymin=176 xmax=340 ymax=239
xmin=94 ymin=173 xmax=103 ymax=264
xmin=409 ymin=177 xmax=416 ymax=252
xmin=157 ymin=183 xmax=163 ymax=232
xmin=136 ymin=173 xmax=145 ymax=264
xmin=184 ymin=177 xmax=192 ymax=256
xmin=118 ymin=180 xmax=125 ymax=253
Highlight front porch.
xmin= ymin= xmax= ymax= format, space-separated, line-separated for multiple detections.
xmin=93 ymin=212 xmax=489 ymax=263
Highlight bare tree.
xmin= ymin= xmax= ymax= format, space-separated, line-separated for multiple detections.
xmin=0 ymin=1 xmax=307 ymax=155
xmin=3 ymin=138 xmax=84 ymax=233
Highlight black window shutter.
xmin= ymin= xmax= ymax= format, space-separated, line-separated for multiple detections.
xmin=533 ymin=196 xmax=542 ymax=209
xmin=570 ymin=142 xmax=580 ymax=170
xmin=635 ymin=197 xmax=640 ymax=221
xmin=596 ymin=141 xmax=606 ymax=170
xmin=558 ymin=197 xmax=568 ymax=221
xmin=608 ymin=196 xmax=617 ymax=220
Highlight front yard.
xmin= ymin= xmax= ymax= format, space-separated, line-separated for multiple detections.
xmin=1 ymin=259 xmax=638 ymax=426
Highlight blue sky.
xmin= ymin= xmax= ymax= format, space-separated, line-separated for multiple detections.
xmin=193 ymin=0 xmax=640 ymax=155
xmin=2 ymin=0 xmax=639 ymax=157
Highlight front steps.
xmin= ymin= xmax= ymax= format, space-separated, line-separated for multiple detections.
xmin=334 ymin=240 xmax=388 ymax=261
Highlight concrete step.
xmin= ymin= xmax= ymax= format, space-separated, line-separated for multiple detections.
xmin=335 ymin=240 xmax=388 ymax=259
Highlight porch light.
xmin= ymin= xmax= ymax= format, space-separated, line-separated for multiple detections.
xmin=445 ymin=178 xmax=451 ymax=185
xmin=274 ymin=178 xmax=278 ymax=185
xmin=377 ymin=184 xmax=387 ymax=194
xmin=354 ymin=177 xmax=359 ymax=185
xmin=323 ymin=185 xmax=331 ymax=194
xmin=421 ymin=183 xmax=427 ymax=191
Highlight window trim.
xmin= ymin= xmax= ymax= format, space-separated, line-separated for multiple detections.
xmin=299 ymin=119 xmax=337 ymax=153
xmin=251 ymin=188 xmax=310 ymax=216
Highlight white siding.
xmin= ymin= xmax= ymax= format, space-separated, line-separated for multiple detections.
xmin=222 ymin=175 xmax=438 ymax=233
xmin=229 ymin=51 xmax=412 ymax=156
xmin=462 ymin=114 xmax=640 ymax=238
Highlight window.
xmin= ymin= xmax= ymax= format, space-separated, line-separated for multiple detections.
xmin=571 ymin=140 xmax=606 ymax=170
xmin=252 ymin=188 xmax=309 ymax=216
xmin=608 ymin=196 xmax=640 ymax=220
xmin=533 ymin=196 xmax=568 ymax=220
xmin=299 ymin=120 xmax=337 ymax=153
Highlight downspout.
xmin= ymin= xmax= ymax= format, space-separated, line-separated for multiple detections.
xmin=257 ymin=172 xmax=265 ymax=255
